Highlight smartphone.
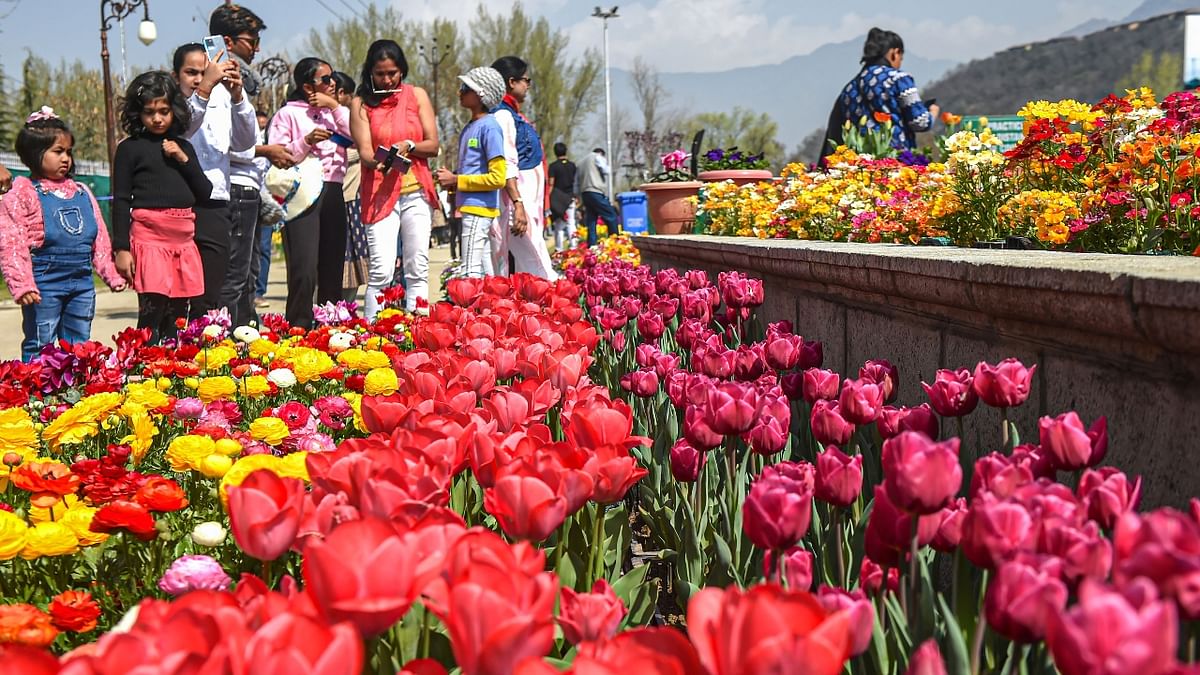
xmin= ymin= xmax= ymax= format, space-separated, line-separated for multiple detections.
xmin=374 ymin=145 xmax=412 ymax=174
xmin=328 ymin=131 xmax=354 ymax=149
xmin=203 ymin=35 xmax=225 ymax=63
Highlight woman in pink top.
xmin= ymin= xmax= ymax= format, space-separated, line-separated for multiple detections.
xmin=267 ymin=57 xmax=350 ymax=329
xmin=0 ymin=108 xmax=125 ymax=360
xmin=350 ymin=39 xmax=440 ymax=318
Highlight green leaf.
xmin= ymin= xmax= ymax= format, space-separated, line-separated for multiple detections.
xmin=936 ymin=593 xmax=971 ymax=675
xmin=612 ymin=564 xmax=658 ymax=628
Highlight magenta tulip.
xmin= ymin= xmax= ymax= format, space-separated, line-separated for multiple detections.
xmin=742 ymin=461 xmax=815 ymax=551
xmin=1046 ymin=579 xmax=1178 ymax=675
xmin=876 ymin=404 xmax=939 ymax=440
xmin=973 ymin=358 xmax=1036 ymax=408
xmin=764 ymin=546 xmax=814 ymax=590
xmin=930 ymin=498 xmax=967 ymax=552
xmin=744 ymin=393 xmax=790 ymax=456
xmin=970 ymin=452 xmax=1034 ymax=499
xmin=669 ymin=439 xmax=707 ymax=482
xmin=1078 ymin=467 xmax=1142 ymax=530
xmin=705 ymin=381 xmax=759 ymax=435
xmin=838 ymin=377 xmax=884 ymax=424
xmin=810 ymin=399 xmax=855 ymax=447
xmin=1039 ymin=411 xmax=1108 ymax=471
xmin=815 ymin=447 xmax=863 ymax=508
xmin=921 ymin=368 xmax=979 ymax=417
xmin=798 ymin=339 xmax=824 ymax=369
xmin=905 ymin=640 xmax=948 ymax=675
xmin=802 ymin=368 xmax=842 ymax=404
xmin=683 ymin=405 xmax=723 ymax=451
xmin=619 ymin=368 xmax=659 ymax=398
xmin=764 ymin=331 xmax=803 ymax=371
xmin=960 ymin=493 xmax=1036 ymax=569
xmin=859 ymin=359 xmax=899 ymax=403
xmin=985 ymin=557 xmax=1069 ymax=643
xmin=816 ymin=586 xmax=875 ymax=656
xmin=881 ymin=432 xmax=963 ymax=515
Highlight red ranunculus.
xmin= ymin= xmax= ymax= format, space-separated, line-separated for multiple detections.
xmin=48 ymin=589 xmax=101 ymax=633
xmin=91 ymin=499 xmax=158 ymax=541
xmin=133 ymin=476 xmax=189 ymax=512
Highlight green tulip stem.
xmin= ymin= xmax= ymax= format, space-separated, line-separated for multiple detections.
xmin=419 ymin=604 xmax=431 ymax=659
xmin=908 ymin=518 xmax=921 ymax=632
xmin=970 ymin=589 xmax=989 ymax=675
xmin=587 ymin=503 xmax=605 ymax=589
xmin=262 ymin=558 xmax=272 ymax=588
xmin=1000 ymin=408 xmax=1010 ymax=449
xmin=832 ymin=509 xmax=847 ymax=588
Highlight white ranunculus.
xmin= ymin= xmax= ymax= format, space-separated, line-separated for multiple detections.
xmin=191 ymin=521 xmax=227 ymax=547
xmin=327 ymin=332 xmax=354 ymax=352
xmin=233 ymin=326 xmax=261 ymax=343
xmin=268 ymin=368 xmax=297 ymax=389
xmin=202 ymin=324 xmax=224 ymax=340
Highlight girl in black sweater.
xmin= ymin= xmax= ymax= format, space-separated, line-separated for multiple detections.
xmin=111 ymin=71 xmax=212 ymax=344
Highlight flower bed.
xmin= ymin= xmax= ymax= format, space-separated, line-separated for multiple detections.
xmin=0 ymin=243 xmax=1195 ymax=673
xmin=700 ymin=88 xmax=1200 ymax=255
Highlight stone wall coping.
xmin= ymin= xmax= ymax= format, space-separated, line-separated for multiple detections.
xmin=633 ymin=235 xmax=1200 ymax=361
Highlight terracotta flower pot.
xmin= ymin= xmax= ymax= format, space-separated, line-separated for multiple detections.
xmin=640 ymin=181 xmax=702 ymax=235
xmin=697 ymin=169 xmax=775 ymax=187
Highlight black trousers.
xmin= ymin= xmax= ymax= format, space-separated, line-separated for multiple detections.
xmin=219 ymin=185 xmax=261 ymax=329
xmin=191 ymin=198 xmax=232 ymax=321
xmin=137 ymin=293 xmax=189 ymax=345
xmin=282 ymin=181 xmax=346 ymax=329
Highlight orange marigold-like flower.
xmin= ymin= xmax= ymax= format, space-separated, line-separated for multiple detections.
xmin=0 ymin=604 xmax=58 ymax=647
xmin=48 ymin=590 xmax=101 ymax=633
xmin=10 ymin=461 xmax=80 ymax=509
xmin=872 ymin=111 xmax=892 ymax=124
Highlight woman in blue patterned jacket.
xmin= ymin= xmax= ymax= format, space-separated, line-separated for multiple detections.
xmin=821 ymin=28 xmax=940 ymax=158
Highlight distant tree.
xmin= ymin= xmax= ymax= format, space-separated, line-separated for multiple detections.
xmin=624 ymin=57 xmax=686 ymax=176
xmin=300 ymin=3 xmax=416 ymax=75
xmin=1118 ymin=50 xmax=1184 ymax=98
xmin=681 ymin=106 xmax=785 ymax=169
xmin=0 ymin=60 xmax=16 ymax=151
xmin=49 ymin=60 xmax=107 ymax=162
xmin=18 ymin=52 xmax=51 ymax=121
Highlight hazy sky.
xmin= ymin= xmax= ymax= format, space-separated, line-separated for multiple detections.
xmin=0 ymin=0 xmax=1147 ymax=81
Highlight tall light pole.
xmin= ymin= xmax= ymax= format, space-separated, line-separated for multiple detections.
xmin=101 ymin=0 xmax=156 ymax=165
xmin=418 ymin=36 xmax=452 ymax=146
xmin=591 ymin=6 xmax=618 ymax=199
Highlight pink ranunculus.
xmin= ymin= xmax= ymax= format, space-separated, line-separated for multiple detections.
xmin=1046 ymin=579 xmax=1178 ymax=675
xmin=1039 ymin=411 xmax=1107 ymax=471
xmin=815 ymin=447 xmax=863 ymax=508
xmin=881 ymin=432 xmax=962 ymax=515
xmin=157 ymin=554 xmax=233 ymax=596
xmin=972 ymin=358 xmax=1036 ymax=409
xmin=920 ymin=368 xmax=979 ymax=418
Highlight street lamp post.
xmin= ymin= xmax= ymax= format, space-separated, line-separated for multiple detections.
xmin=418 ymin=37 xmax=451 ymax=148
xmin=591 ymin=6 xmax=618 ymax=199
xmin=100 ymin=0 xmax=156 ymax=165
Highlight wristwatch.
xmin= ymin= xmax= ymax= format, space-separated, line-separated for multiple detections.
xmin=404 ymin=140 xmax=416 ymax=153
xmin=512 ymin=197 xmax=523 ymax=204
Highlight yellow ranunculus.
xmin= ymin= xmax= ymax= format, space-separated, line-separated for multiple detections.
xmin=196 ymin=376 xmax=238 ymax=404
xmin=0 ymin=408 xmax=37 ymax=454
xmin=21 ymin=521 xmax=79 ymax=559
xmin=121 ymin=411 xmax=159 ymax=465
xmin=343 ymin=392 xmax=366 ymax=433
xmin=248 ymin=338 xmax=277 ymax=359
xmin=214 ymin=438 xmax=243 ymax=456
xmin=248 ymin=417 xmax=290 ymax=446
xmin=196 ymin=344 xmax=237 ymax=371
xmin=60 ymin=505 xmax=107 ymax=546
xmin=286 ymin=348 xmax=335 ymax=383
xmin=166 ymin=434 xmax=217 ymax=472
xmin=237 ymin=375 xmax=271 ymax=398
xmin=41 ymin=392 xmax=124 ymax=452
xmin=0 ymin=510 xmax=29 ymax=560
xmin=363 ymin=368 xmax=399 ymax=396
xmin=29 ymin=494 xmax=79 ymax=524
xmin=198 ymin=453 xmax=234 ymax=478
xmin=121 ymin=380 xmax=170 ymax=415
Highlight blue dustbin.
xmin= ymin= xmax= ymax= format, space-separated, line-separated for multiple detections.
xmin=617 ymin=191 xmax=649 ymax=234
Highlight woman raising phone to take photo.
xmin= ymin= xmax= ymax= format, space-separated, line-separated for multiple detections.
xmin=349 ymin=39 xmax=439 ymax=318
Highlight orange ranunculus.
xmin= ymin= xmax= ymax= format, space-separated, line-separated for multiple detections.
xmin=10 ymin=461 xmax=80 ymax=508
xmin=133 ymin=476 xmax=189 ymax=513
xmin=872 ymin=111 xmax=892 ymax=124
xmin=90 ymin=500 xmax=158 ymax=541
xmin=0 ymin=604 xmax=58 ymax=647
xmin=48 ymin=590 xmax=101 ymax=633
xmin=688 ymin=583 xmax=854 ymax=675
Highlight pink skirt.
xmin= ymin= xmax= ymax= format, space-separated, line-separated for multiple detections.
xmin=130 ymin=208 xmax=204 ymax=298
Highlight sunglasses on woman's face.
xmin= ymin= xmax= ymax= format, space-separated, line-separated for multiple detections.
xmin=459 ymin=83 xmax=472 ymax=95
xmin=313 ymin=74 xmax=335 ymax=85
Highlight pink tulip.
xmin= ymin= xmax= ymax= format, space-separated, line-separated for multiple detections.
xmin=1078 ymin=467 xmax=1142 ymax=530
xmin=973 ymin=358 xmax=1036 ymax=408
xmin=816 ymin=586 xmax=875 ymax=656
xmin=815 ymin=447 xmax=863 ymax=508
xmin=1042 ymin=521 xmax=1113 ymax=584
xmin=798 ymin=340 xmax=824 ymax=370
xmin=717 ymin=271 xmax=764 ymax=308
xmin=905 ymin=640 xmax=948 ymax=675
xmin=881 ymin=432 xmax=962 ymax=515
xmin=802 ymin=368 xmax=842 ymax=404
xmin=920 ymin=368 xmax=979 ymax=417
xmin=684 ymin=405 xmax=724 ymax=451
xmin=635 ymin=311 xmax=665 ymax=341
xmin=810 ymin=399 xmax=855 ymax=447
xmin=732 ymin=344 xmax=769 ymax=381
xmin=985 ymin=557 xmax=1069 ymax=643
xmin=860 ymin=557 xmax=900 ymax=595
xmin=1011 ymin=443 xmax=1057 ymax=479
xmin=1113 ymin=508 xmax=1200 ymax=620
xmin=930 ymin=498 xmax=967 ymax=552
xmin=676 ymin=317 xmax=709 ymax=350
xmin=745 ymin=393 xmax=790 ymax=456
xmin=764 ymin=546 xmax=815 ymax=590
xmin=838 ymin=378 xmax=884 ymax=425
xmin=781 ymin=372 xmax=804 ymax=401
xmin=664 ymin=370 xmax=689 ymax=408
xmin=876 ymin=404 xmax=939 ymax=440
xmin=558 ymin=579 xmax=626 ymax=646
xmin=859 ymin=359 xmax=899 ymax=403
xmin=619 ymin=369 xmax=659 ymax=398
xmin=669 ymin=439 xmax=707 ymax=482
xmin=742 ymin=461 xmax=815 ymax=551
xmin=705 ymin=381 xmax=759 ymax=436
xmin=692 ymin=344 xmax=735 ymax=379
xmin=1039 ymin=412 xmax=1108 ymax=471
xmin=765 ymin=332 xmax=804 ymax=371
xmin=960 ymin=493 xmax=1036 ymax=569
xmin=970 ymin=452 xmax=1034 ymax=499
xmin=1046 ymin=579 xmax=1178 ymax=675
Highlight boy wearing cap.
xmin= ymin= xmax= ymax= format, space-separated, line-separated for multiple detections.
xmin=435 ymin=67 xmax=507 ymax=278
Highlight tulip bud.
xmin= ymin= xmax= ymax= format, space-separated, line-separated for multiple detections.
xmin=838 ymin=378 xmax=884 ymax=424
xmin=859 ymin=359 xmax=899 ymax=403
xmin=1038 ymin=411 xmax=1107 ymax=471
xmin=816 ymin=586 xmax=875 ymax=655
xmin=921 ymin=368 xmax=979 ymax=417
xmin=764 ymin=546 xmax=814 ymax=589
xmin=191 ymin=521 xmax=227 ymax=547
xmin=810 ymin=399 xmax=855 ymax=447
xmin=860 ymin=556 xmax=900 ymax=595
xmin=802 ymin=368 xmax=841 ymax=404
xmin=905 ymin=640 xmax=948 ymax=675
xmin=705 ymin=381 xmax=759 ymax=436
xmin=558 ymin=579 xmax=627 ymax=646
xmin=669 ymin=439 xmax=707 ymax=482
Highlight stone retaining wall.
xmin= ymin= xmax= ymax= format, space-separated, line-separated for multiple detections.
xmin=634 ymin=234 xmax=1200 ymax=508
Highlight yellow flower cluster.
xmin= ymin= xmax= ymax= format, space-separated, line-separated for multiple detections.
xmin=276 ymin=347 xmax=336 ymax=383
xmin=698 ymin=180 xmax=782 ymax=239
xmin=40 ymin=392 xmax=125 ymax=453
xmin=0 ymin=408 xmax=38 ymax=465
xmin=0 ymin=473 xmax=109 ymax=560
xmin=363 ymin=368 xmax=399 ymax=396
xmin=1017 ymin=99 xmax=1102 ymax=127
xmin=998 ymin=190 xmax=1081 ymax=245
xmin=337 ymin=348 xmax=392 ymax=372
xmin=166 ymin=434 xmax=244 ymax=476
xmin=195 ymin=344 xmax=238 ymax=371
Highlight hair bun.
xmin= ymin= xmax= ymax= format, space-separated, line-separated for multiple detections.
xmin=26 ymin=106 xmax=58 ymax=124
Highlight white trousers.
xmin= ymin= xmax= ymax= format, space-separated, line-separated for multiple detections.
xmin=492 ymin=164 xmax=559 ymax=280
xmin=364 ymin=191 xmax=432 ymax=317
xmin=461 ymin=213 xmax=495 ymax=278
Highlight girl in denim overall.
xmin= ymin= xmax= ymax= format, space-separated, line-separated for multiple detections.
xmin=0 ymin=108 xmax=126 ymax=360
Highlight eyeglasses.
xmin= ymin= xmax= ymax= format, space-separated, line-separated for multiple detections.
xmin=514 ymin=76 xmax=532 ymax=85
xmin=313 ymin=74 xmax=335 ymax=85
xmin=235 ymin=35 xmax=260 ymax=48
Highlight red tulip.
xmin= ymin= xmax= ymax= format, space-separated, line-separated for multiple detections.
xmin=1039 ymin=412 xmax=1108 ymax=471
xmin=764 ymin=546 xmax=814 ymax=590
xmin=572 ymin=626 xmax=704 ymax=673
xmin=732 ymin=344 xmax=768 ymax=381
xmin=930 ymin=498 xmax=967 ymax=552
xmin=676 ymin=318 xmax=709 ymax=350
xmin=972 ymin=358 xmax=1036 ymax=408
xmin=684 ymin=405 xmax=724 ymax=451
xmin=0 ymin=645 xmax=59 ymax=675
xmin=837 ymin=378 xmax=884 ymax=424
xmin=920 ymin=368 xmax=979 ymax=417
xmin=619 ymin=369 xmax=659 ymax=398
xmin=858 ymin=359 xmax=898 ymax=403
xmin=1046 ymin=579 xmax=1178 ymax=675
xmin=557 ymin=579 xmax=626 ymax=646
xmin=905 ymin=640 xmax=948 ymax=675
xmin=881 ymin=432 xmax=962 ymax=515
xmin=705 ymin=381 xmax=759 ymax=435
xmin=1078 ymin=467 xmax=1141 ymax=530
xmin=802 ymin=368 xmax=841 ymax=404
xmin=669 ymin=439 xmax=707 ymax=483
xmin=810 ymin=399 xmax=854 ymax=447
xmin=815 ymin=586 xmax=874 ymax=656
xmin=743 ymin=462 xmax=815 ymax=551
xmin=798 ymin=340 xmax=823 ymax=370
xmin=303 ymin=518 xmax=430 ymax=637
xmin=244 ymin=611 xmax=364 ymax=674
xmin=984 ymin=557 xmax=1068 ymax=643
xmin=228 ymin=469 xmax=306 ymax=561
xmin=484 ymin=474 xmax=568 ymax=542
xmin=688 ymin=583 xmax=853 ymax=675
xmin=635 ymin=311 xmax=665 ymax=341
xmin=565 ymin=402 xmax=641 ymax=452
xmin=744 ymin=393 xmax=790 ymax=456
xmin=815 ymin=447 xmax=863 ymax=508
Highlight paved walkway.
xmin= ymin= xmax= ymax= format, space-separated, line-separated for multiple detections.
xmin=0 ymin=243 xmax=457 ymax=361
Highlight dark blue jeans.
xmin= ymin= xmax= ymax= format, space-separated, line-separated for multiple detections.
xmin=21 ymin=258 xmax=95 ymax=361
xmin=582 ymin=191 xmax=620 ymax=247
xmin=254 ymin=219 xmax=273 ymax=298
